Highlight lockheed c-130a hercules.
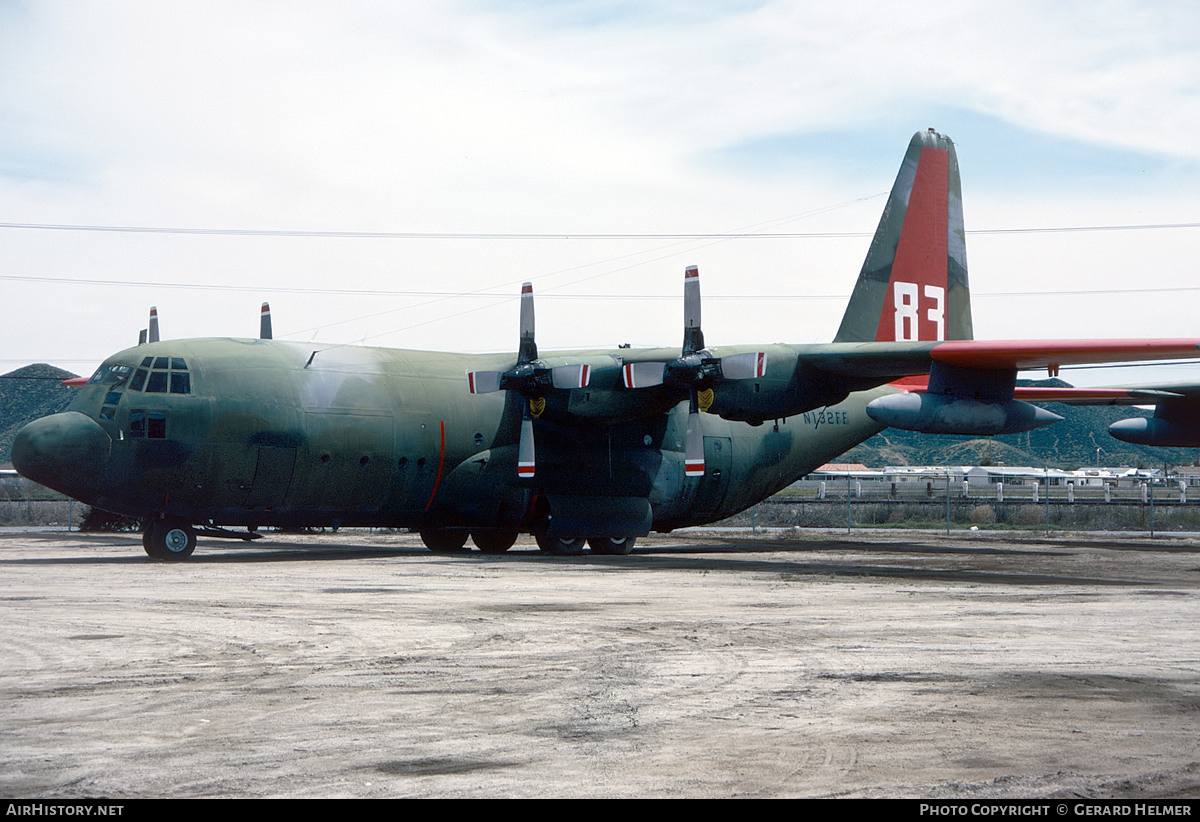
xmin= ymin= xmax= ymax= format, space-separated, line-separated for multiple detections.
xmin=13 ymin=129 xmax=1200 ymax=559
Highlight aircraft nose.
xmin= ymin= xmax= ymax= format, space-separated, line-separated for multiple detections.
xmin=11 ymin=412 xmax=112 ymax=501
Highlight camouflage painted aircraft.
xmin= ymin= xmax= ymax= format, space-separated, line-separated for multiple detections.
xmin=12 ymin=130 xmax=1200 ymax=559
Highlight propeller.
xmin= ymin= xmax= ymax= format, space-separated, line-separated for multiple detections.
xmin=260 ymin=302 xmax=272 ymax=340
xmin=147 ymin=306 xmax=160 ymax=343
xmin=622 ymin=266 xmax=767 ymax=477
xmin=466 ymin=283 xmax=591 ymax=478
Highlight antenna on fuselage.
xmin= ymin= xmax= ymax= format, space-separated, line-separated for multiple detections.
xmin=147 ymin=306 xmax=160 ymax=343
xmin=260 ymin=302 xmax=272 ymax=340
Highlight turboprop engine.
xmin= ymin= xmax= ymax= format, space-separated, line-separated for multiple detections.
xmin=866 ymin=392 xmax=1063 ymax=435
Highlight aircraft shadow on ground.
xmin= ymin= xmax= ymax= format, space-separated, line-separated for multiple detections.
xmin=0 ymin=532 xmax=1162 ymax=586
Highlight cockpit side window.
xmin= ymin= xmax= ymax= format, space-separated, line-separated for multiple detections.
xmin=128 ymin=409 xmax=168 ymax=439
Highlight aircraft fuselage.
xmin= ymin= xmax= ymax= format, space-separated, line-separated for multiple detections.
xmin=13 ymin=337 xmax=887 ymax=537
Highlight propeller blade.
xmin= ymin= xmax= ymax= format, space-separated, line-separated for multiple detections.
xmin=517 ymin=407 xmax=536 ymax=478
xmin=260 ymin=302 xmax=273 ymax=339
xmin=684 ymin=400 xmax=705 ymax=477
xmin=147 ymin=306 xmax=160 ymax=343
xmin=518 ymin=282 xmax=537 ymax=363
xmin=551 ymin=364 xmax=590 ymax=390
xmin=683 ymin=265 xmax=704 ymax=355
xmin=720 ymin=351 xmax=767 ymax=380
xmin=622 ymin=362 xmax=666 ymax=389
xmin=467 ymin=371 xmax=504 ymax=394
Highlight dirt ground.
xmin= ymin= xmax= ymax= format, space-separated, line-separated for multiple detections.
xmin=1 ymin=527 xmax=1199 ymax=799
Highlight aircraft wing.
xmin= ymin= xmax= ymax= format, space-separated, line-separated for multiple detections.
xmin=778 ymin=337 xmax=1200 ymax=439
xmin=853 ymin=343 xmax=1200 ymax=447
xmin=798 ymin=338 xmax=1200 ymax=379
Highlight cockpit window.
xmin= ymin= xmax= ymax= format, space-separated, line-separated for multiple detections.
xmin=145 ymin=371 xmax=168 ymax=393
xmin=86 ymin=363 xmax=133 ymax=386
xmin=129 ymin=357 xmax=190 ymax=394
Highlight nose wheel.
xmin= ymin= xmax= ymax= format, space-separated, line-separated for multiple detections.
xmin=143 ymin=517 xmax=197 ymax=560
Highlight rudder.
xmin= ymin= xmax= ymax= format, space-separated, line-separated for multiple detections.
xmin=833 ymin=129 xmax=972 ymax=343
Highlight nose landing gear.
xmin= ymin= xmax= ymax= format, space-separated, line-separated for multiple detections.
xmin=143 ymin=517 xmax=197 ymax=560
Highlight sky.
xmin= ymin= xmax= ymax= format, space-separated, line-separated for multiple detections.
xmin=2 ymin=0 xmax=1199 ymax=387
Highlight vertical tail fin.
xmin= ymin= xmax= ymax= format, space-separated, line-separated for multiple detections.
xmin=834 ymin=129 xmax=971 ymax=343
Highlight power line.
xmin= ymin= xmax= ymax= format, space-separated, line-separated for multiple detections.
xmin=1 ymin=221 xmax=1198 ymax=239
xmin=3 ymin=273 xmax=1200 ymax=301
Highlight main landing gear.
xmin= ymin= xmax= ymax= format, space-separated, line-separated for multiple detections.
xmin=414 ymin=529 xmax=521 ymax=555
xmin=418 ymin=530 xmax=636 ymax=556
xmin=534 ymin=535 xmax=637 ymax=555
xmin=143 ymin=517 xmax=197 ymax=560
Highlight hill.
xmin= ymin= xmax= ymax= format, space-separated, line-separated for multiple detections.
xmin=0 ymin=364 xmax=79 ymax=464
xmin=843 ymin=380 xmax=1199 ymax=469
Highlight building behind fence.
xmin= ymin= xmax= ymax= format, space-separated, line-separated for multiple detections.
xmin=4 ymin=464 xmax=1200 ymax=534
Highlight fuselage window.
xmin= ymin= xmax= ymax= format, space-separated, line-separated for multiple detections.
xmin=130 ymin=369 xmax=147 ymax=391
xmin=170 ymin=373 xmax=190 ymax=394
xmin=147 ymin=410 xmax=167 ymax=439
xmin=128 ymin=409 xmax=169 ymax=438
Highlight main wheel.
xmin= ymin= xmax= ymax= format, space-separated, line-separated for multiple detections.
xmin=420 ymin=529 xmax=469 ymax=553
xmin=472 ymin=530 xmax=518 ymax=554
xmin=588 ymin=536 xmax=636 ymax=555
xmin=535 ymin=534 xmax=586 ymax=556
xmin=144 ymin=517 xmax=196 ymax=560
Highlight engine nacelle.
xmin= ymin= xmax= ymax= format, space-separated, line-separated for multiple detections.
xmin=866 ymin=392 xmax=1063 ymax=435
xmin=1109 ymin=417 xmax=1200 ymax=447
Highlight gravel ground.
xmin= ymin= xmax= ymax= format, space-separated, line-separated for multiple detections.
xmin=1 ymin=528 xmax=1198 ymax=799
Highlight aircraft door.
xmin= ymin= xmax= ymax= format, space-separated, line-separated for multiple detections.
xmin=691 ymin=436 xmax=732 ymax=517
xmin=243 ymin=446 xmax=296 ymax=510
xmin=295 ymin=412 xmax=393 ymax=514
xmin=388 ymin=416 xmax=447 ymax=515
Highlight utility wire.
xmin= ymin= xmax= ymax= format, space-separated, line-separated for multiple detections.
xmin=1 ymin=220 xmax=1198 ymax=239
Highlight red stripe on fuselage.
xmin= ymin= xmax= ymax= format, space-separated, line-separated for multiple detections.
xmin=423 ymin=420 xmax=446 ymax=512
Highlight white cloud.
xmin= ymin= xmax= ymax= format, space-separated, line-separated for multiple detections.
xmin=0 ymin=0 xmax=1198 ymax=375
